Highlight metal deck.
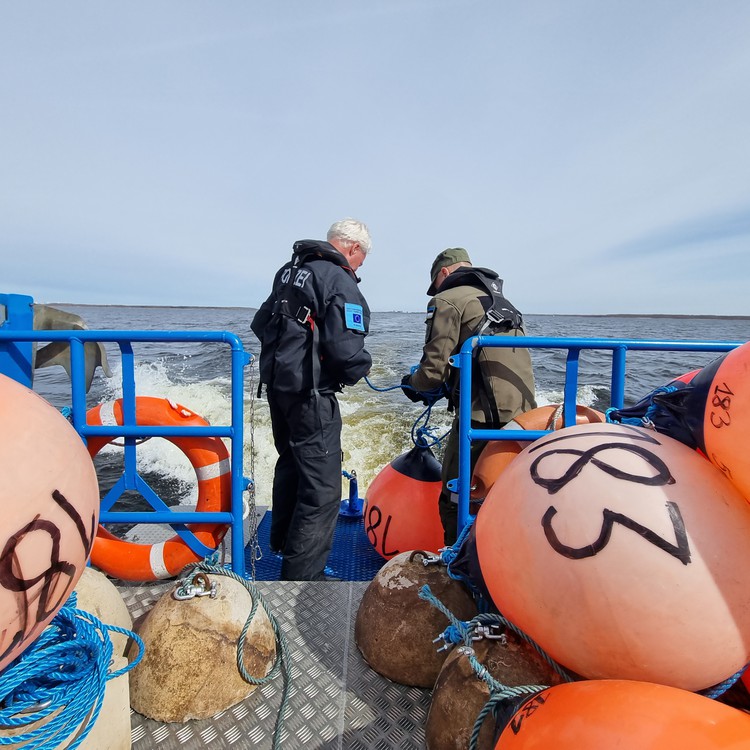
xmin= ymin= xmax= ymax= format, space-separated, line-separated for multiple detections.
xmin=119 ymin=579 xmax=431 ymax=749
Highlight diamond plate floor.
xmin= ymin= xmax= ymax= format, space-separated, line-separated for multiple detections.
xmin=118 ymin=579 xmax=431 ymax=749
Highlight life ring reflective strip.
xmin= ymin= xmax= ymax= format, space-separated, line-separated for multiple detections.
xmin=471 ymin=404 xmax=605 ymax=500
xmin=86 ymin=396 xmax=231 ymax=581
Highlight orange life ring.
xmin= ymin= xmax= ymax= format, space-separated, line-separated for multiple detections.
xmin=86 ymin=396 xmax=231 ymax=581
xmin=471 ymin=403 xmax=605 ymax=500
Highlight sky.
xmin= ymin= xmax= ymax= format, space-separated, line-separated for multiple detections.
xmin=1 ymin=1 xmax=749 ymax=315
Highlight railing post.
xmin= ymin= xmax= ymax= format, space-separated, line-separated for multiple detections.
xmin=455 ymin=337 xmax=475 ymax=534
xmin=0 ymin=293 xmax=34 ymax=387
xmin=611 ymin=345 xmax=627 ymax=409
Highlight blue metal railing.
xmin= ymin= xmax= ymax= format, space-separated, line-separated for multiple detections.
xmin=453 ymin=336 xmax=744 ymax=533
xmin=0 ymin=324 xmax=251 ymax=577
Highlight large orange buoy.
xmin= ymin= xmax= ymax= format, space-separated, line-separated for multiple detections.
xmin=87 ymin=397 xmax=231 ymax=581
xmin=494 ymin=680 xmax=750 ymax=749
xmin=476 ymin=422 xmax=750 ymax=692
xmin=0 ymin=373 xmax=100 ymax=673
xmin=684 ymin=341 xmax=750 ymax=500
xmin=471 ymin=404 xmax=604 ymax=500
xmin=363 ymin=445 xmax=444 ymax=559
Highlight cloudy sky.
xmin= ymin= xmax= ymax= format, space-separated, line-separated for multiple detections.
xmin=2 ymin=2 xmax=749 ymax=315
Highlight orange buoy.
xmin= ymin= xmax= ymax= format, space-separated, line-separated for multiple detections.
xmin=0 ymin=373 xmax=100 ymax=673
xmin=494 ymin=680 xmax=750 ymax=749
xmin=363 ymin=445 xmax=444 ymax=559
xmin=476 ymin=422 xmax=750 ymax=691
xmin=684 ymin=341 xmax=750 ymax=500
xmin=87 ymin=397 xmax=231 ymax=581
xmin=471 ymin=404 xmax=604 ymax=500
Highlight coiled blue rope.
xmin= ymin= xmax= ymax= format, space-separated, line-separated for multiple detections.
xmin=0 ymin=593 xmax=144 ymax=750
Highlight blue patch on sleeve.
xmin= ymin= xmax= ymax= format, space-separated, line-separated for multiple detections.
xmin=344 ymin=303 xmax=366 ymax=332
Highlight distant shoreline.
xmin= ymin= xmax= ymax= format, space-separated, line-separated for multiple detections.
xmin=48 ymin=302 xmax=750 ymax=320
xmin=538 ymin=313 xmax=750 ymax=320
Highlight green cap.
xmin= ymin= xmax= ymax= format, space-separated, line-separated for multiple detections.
xmin=427 ymin=247 xmax=471 ymax=295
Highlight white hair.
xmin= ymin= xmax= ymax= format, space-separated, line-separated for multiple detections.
xmin=327 ymin=218 xmax=372 ymax=255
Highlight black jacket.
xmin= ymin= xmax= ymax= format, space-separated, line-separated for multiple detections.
xmin=251 ymin=240 xmax=372 ymax=394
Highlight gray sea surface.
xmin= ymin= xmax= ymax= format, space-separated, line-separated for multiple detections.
xmin=30 ymin=305 xmax=750 ymax=512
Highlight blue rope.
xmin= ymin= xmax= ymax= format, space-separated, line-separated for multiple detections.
xmin=364 ymin=375 xmax=450 ymax=448
xmin=606 ymin=385 xmax=679 ymax=427
xmin=420 ymin=585 xmax=575 ymax=683
xmin=0 ymin=596 xmax=143 ymax=749
xmin=363 ymin=375 xmax=401 ymax=394
xmin=441 ymin=519 xmax=474 ymax=568
xmin=440 ymin=520 xmax=493 ymax=613
xmin=699 ymin=663 xmax=748 ymax=699
xmin=418 ymin=584 xmax=554 ymax=750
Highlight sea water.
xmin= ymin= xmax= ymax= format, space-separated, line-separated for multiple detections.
xmin=29 ymin=305 xmax=750 ymax=513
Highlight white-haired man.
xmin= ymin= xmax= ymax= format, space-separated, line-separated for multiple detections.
xmin=251 ymin=219 xmax=372 ymax=580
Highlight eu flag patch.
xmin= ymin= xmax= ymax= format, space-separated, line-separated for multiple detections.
xmin=344 ymin=303 xmax=365 ymax=332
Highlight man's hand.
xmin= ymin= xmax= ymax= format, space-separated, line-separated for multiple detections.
xmin=400 ymin=374 xmax=429 ymax=404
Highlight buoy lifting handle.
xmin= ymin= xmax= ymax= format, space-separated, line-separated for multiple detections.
xmin=173 ymin=571 xmax=219 ymax=600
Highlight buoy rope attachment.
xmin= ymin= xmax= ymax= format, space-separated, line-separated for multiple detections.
xmin=0 ymin=593 xmax=144 ymax=750
xmin=181 ymin=563 xmax=293 ymax=750
xmin=418 ymin=583 xmax=575 ymax=750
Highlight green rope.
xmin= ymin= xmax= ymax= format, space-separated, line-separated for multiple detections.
xmin=190 ymin=563 xmax=293 ymax=750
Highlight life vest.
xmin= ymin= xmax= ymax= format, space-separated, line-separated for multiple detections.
xmin=253 ymin=243 xmax=326 ymax=394
xmin=445 ymin=268 xmax=524 ymax=335
xmin=439 ymin=268 xmax=530 ymax=425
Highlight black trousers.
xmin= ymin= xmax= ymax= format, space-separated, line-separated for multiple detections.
xmin=267 ymin=390 xmax=342 ymax=581
xmin=438 ymin=417 xmax=494 ymax=546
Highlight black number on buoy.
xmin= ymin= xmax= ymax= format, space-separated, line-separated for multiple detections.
xmin=528 ymin=430 xmax=691 ymax=564
xmin=709 ymin=382 xmax=733 ymax=429
xmin=52 ymin=489 xmax=95 ymax=555
xmin=0 ymin=517 xmax=77 ymax=616
xmin=529 ymin=441 xmax=675 ymax=495
xmin=509 ymin=691 xmax=547 ymax=735
xmin=366 ymin=504 xmax=400 ymax=557
xmin=542 ymin=501 xmax=691 ymax=564
xmin=366 ymin=504 xmax=382 ymax=546
xmin=379 ymin=515 xmax=400 ymax=558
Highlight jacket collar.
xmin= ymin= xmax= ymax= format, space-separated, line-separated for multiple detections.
xmin=292 ymin=240 xmax=360 ymax=282
xmin=437 ymin=266 xmax=502 ymax=295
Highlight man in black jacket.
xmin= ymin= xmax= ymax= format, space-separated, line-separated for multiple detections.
xmin=251 ymin=219 xmax=372 ymax=580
